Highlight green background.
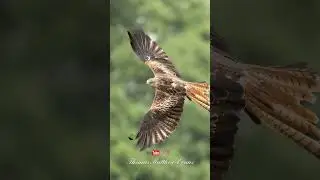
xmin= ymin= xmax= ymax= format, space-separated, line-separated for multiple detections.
xmin=1 ymin=1 xmax=107 ymax=180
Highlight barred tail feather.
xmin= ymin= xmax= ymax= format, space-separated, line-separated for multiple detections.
xmin=185 ymin=82 xmax=210 ymax=111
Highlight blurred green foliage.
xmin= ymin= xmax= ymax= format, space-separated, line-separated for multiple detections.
xmin=110 ymin=0 xmax=210 ymax=179
xmin=213 ymin=1 xmax=320 ymax=180
xmin=1 ymin=1 xmax=107 ymax=180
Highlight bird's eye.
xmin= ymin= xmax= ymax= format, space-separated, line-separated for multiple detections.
xmin=146 ymin=56 xmax=151 ymax=60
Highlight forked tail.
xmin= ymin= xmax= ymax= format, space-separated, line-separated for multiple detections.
xmin=185 ymin=82 xmax=210 ymax=111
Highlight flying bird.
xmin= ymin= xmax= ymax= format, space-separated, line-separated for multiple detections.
xmin=127 ymin=29 xmax=210 ymax=151
xmin=211 ymin=28 xmax=320 ymax=179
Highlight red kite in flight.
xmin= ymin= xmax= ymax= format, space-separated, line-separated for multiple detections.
xmin=127 ymin=29 xmax=210 ymax=151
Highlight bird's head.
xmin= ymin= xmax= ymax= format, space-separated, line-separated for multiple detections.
xmin=146 ymin=78 xmax=156 ymax=87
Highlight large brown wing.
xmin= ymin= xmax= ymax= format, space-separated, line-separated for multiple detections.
xmin=210 ymin=70 xmax=246 ymax=180
xmin=211 ymin=29 xmax=247 ymax=179
xmin=127 ymin=29 xmax=180 ymax=77
xmin=136 ymin=90 xmax=185 ymax=151
xmin=210 ymin=112 xmax=241 ymax=180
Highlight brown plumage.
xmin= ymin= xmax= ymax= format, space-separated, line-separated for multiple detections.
xmin=127 ymin=29 xmax=210 ymax=151
xmin=211 ymin=29 xmax=320 ymax=179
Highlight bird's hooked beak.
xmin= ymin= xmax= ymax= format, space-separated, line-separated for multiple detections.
xmin=146 ymin=78 xmax=154 ymax=85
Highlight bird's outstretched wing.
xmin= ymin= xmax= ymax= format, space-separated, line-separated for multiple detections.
xmin=127 ymin=29 xmax=180 ymax=77
xmin=210 ymin=70 xmax=245 ymax=180
xmin=136 ymin=90 xmax=185 ymax=151
xmin=210 ymin=112 xmax=242 ymax=180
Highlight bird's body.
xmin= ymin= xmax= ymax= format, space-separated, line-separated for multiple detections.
xmin=127 ymin=29 xmax=209 ymax=151
xmin=147 ymin=76 xmax=186 ymax=96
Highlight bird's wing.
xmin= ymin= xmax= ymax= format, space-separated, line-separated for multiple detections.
xmin=210 ymin=68 xmax=246 ymax=180
xmin=210 ymin=30 xmax=246 ymax=179
xmin=211 ymin=112 xmax=242 ymax=180
xmin=135 ymin=90 xmax=185 ymax=151
xmin=127 ymin=29 xmax=180 ymax=77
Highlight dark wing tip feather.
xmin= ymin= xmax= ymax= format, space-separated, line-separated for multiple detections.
xmin=210 ymin=27 xmax=229 ymax=53
xmin=135 ymin=119 xmax=177 ymax=151
xmin=127 ymin=29 xmax=163 ymax=62
xmin=135 ymin=100 xmax=183 ymax=151
xmin=127 ymin=29 xmax=148 ymax=62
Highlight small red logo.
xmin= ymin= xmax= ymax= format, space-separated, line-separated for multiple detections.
xmin=152 ymin=149 xmax=160 ymax=156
